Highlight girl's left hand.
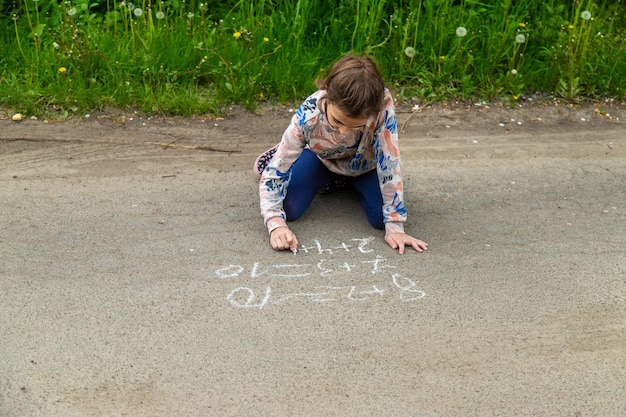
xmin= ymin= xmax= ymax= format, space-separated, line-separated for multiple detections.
xmin=384 ymin=233 xmax=428 ymax=254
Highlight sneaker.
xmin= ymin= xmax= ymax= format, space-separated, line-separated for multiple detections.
xmin=253 ymin=144 xmax=279 ymax=179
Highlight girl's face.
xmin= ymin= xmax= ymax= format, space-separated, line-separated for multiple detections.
xmin=324 ymin=102 xmax=368 ymax=135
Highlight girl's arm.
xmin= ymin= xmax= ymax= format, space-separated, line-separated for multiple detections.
xmin=259 ymin=105 xmax=308 ymax=234
xmin=373 ymin=93 xmax=407 ymax=234
xmin=374 ymin=92 xmax=428 ymax=253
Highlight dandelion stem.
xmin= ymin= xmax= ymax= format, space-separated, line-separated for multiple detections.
xmin=13 ymin=18 xmax=29 ymax=65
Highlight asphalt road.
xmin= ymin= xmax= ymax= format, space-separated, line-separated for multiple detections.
xmin=1 ymin=107 xmax=625 ymax=416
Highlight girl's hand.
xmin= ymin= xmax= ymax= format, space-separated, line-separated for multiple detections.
xmin=270 ymin=226 xmax=299 ymax=253
xmin=384 ymin=233 xmax=428 ymax=254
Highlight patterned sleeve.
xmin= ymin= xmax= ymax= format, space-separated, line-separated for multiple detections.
xmin=258 ymin=100 xmax=310 ymax=233
xmin=373 ymin=94 xmax=407 ymax=234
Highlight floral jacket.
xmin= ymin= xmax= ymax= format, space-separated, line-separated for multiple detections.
xmin=259 ymin=89 xmax=408 ymax=235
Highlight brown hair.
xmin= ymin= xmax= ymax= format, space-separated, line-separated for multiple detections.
xmin=315 ymin=53 xmax=385 ymax=119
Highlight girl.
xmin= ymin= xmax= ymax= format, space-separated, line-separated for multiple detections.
xmin=254 ymin=53 xmax=428 ymax=255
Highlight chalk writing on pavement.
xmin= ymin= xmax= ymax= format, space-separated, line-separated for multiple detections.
xmin=214 ymin=237 xmax=427 ymax=309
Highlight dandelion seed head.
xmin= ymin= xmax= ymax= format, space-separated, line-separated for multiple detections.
xmin=127 ymin=2 xmax=134 ymax=10
xmin=156 ymin=11 xmax=165 ymax=19
xmin=511 ymin=69 xmax=518 ymax=75
xmin=456 ymin=26 xmax=467 ymax=37
xmin=515 ymin=34 xmax=526 ymax=43
xmin=187 ymin=12 xmax=194 ymax=18
xmin=581 ymin=10 xmax=591 ymax=20
xmin=404 ymin=46 xmax=416 ymax=58
xmin=133 ymin=8 xmax=143 ymax=16
xmin=67 ymin=7 xmax=76 ymax=16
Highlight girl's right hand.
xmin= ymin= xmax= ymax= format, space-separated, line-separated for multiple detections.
xmin=269 ymin=226 xmax=299 ymax=253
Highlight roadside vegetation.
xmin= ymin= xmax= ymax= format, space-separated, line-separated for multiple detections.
xmin=1 ymin=0 xmax=625 ymax=117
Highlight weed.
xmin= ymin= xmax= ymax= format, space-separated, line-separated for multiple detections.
xmin=1 ymin=0 xmax=624 ymax=117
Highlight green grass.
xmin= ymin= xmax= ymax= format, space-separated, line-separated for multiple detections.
xmin=1 ymin=0 xmax=625 ymax=118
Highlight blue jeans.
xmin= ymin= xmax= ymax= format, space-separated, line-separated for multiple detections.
xmin=283 ymin=149 xmax=384 ymax=230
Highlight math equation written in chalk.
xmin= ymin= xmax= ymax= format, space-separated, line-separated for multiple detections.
xmin=213 ymin=237 xmax=427 ymax=309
